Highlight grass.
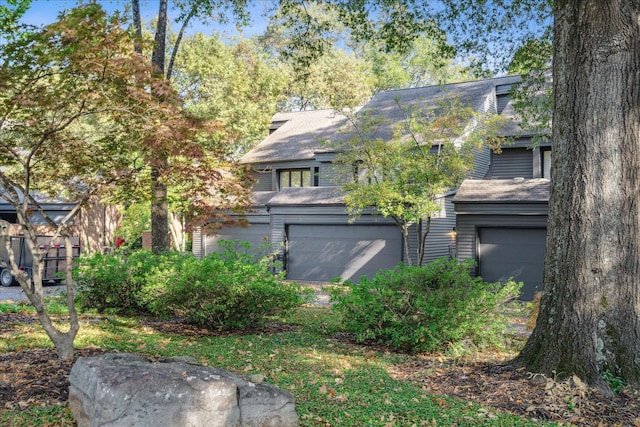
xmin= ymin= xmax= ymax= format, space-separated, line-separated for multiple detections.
xmin=0 ymin=297 xmax=551 ymax=427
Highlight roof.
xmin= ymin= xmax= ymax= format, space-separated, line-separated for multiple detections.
xmin=248 ymin=191 xmax=279 ymax=207
xmin=240 ymin=109 xmax=348 ymax=164
xmin=453 ymin=178 xmax=550 ymax=203
xmin=267 ymin=187 xmax=345 ymax=206
xmin=241 ymin=75 xmax=527 ymax=165
xmin=349 ymin=75 xmax=522 ymax=142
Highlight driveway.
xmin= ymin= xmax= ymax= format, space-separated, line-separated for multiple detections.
xmin=0 ymin=284 xmax=66 ymax=302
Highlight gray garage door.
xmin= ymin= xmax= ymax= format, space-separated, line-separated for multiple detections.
xmin=206 ymin=223 xmax=270 ymax=256
xmin=286 ymin=224 xmax=403 ymax=282
xmin=478 ymin=227 xmax=546 ymax=300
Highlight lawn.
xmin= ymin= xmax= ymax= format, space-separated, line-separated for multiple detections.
xmin=0 ymin=296 xmax=632 ymax=426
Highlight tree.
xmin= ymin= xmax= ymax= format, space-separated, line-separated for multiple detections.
xmin=131 ymin=0 xmax=249 ymax=253
xmin=0 ymin=0 xmax=31 ymax=33
xmin=171 ymin=33 xmax=284 ymax=157
xmin=515 ymin=0 xmax=640 ymax=393
xmin=332 ymin=97 xmax=505 ymax=266
xmin=432 ymin=0 xmax=640 ymax=392
xmin=278 ymin=47 xmax=374 ymax=111
xmin=258 ymin=2 xmax=472 ymax=111
xmin=0 ymin=5 xmax=178 ymax=359
xmin=363 ymin=32 xmax=476 ymax=92
xmin=257 ymin=3 xmax=375 ymax=111
xmin=1 ymin=4 xmax=250 ymax=359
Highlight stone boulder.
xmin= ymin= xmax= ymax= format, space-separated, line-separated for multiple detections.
xmin=69 ymin=353 xmax=298 ymax=427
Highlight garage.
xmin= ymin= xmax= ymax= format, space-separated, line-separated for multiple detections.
xmin=205 ymin=223 xmax=270 ymax=256
xmin=478 ymin=227 xmax=546 ymax=300
xmin=286 ymin=224 xmax=403 ymax=282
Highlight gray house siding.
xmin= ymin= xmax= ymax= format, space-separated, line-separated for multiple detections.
xmin=318 ymin=162 xmax=341 ymax=187
xmin=192 ymin=227 xmax=203 ymax=259
xmin=402 ymin=194 xmax=457 ymax=265
xmin=201 ymin=212 xmax=271 ymax=257
xmin=423 ymin=194 xmax=457 ymax=262
xmin=471 ymin=147 xmax=491 ymax=179
xmin=491 ymin=148 xmax=533 ymax=178
xmin=250 ymin=170 xmax=273 ymax=191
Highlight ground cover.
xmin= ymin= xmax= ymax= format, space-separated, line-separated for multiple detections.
xmin=0 ymin=296 xmax=638 ymax=426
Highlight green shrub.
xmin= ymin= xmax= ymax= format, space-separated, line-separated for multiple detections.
xmin=74 ymin=252 xmax=131 ymax=313
xmin=330 ymin=257 xmax=521 ymax=353
xmin=140 ymin=246 xmax=311 ymax=330
xmin=74 ymin=250 xmax=193 ymax=313
xmin=75 ymin=244 xmax=310 ymax=328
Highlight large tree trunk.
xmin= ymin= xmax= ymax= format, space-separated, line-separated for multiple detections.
xmin=516 ymin=0 xmax=640 ymax=392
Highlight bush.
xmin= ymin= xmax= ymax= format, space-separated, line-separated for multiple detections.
xmin=74 ymin=250 xmax=193 ymax=313
xmin=75 ymin=244 xmax=311 ymax=328
xmin=329 ymin=257 xmax=521 ymax=353
xmin=74 ymin=252 xmax=131 ymax=313
xmin=140 ymin=243 xmax=312 ymax=329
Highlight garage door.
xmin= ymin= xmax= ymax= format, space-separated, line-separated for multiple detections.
xmin=478 ymin=227 xmax=546 ymax=300
xmin=206 ymin=223 xmax=270 ymax=256
xmin=286 ymin=224 xmax=403 ymax=282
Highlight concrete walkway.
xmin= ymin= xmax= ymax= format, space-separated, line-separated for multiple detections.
xmin=0 ymin=284 xmax=65 ymax=302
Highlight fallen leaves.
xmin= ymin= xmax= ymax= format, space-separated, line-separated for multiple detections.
xmin=0 ymin=347 xmax=107 ymax=410
xmin=390 ymin=357 xmax=640 ymax=426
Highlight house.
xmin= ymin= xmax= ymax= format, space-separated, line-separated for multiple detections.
xmin=0 ymin=196 xmax=120 ymax=255
xmin=193 ymin=75 xmax=551 ymax=298
xmin=452 ymin=79 xmax=551 ymax=301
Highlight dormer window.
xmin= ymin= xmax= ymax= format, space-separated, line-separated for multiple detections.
xmin=279 ymin=169 xmax=312 ymax=189
xmin=495 ymin=84 xmax=511 ymax=114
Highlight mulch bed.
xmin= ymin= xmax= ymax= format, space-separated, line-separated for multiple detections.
xmin=388 ymin=357 xmax=640 ymax=426
xmin=1 ymin=311 xmax=639 ymax=426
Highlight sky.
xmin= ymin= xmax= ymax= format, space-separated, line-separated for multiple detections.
xmin=18 ymin=0 xmax=272 ymax=39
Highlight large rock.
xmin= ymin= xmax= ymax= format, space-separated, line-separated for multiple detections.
xmin=69 ymin=353 xmax=298 ymax=427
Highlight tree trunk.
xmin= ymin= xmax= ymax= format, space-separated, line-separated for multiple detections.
xmin=131 ymin=0 xmax=142 ymax=54
xmin=516 ymin=0 xmax=640 ymax=392
xmin=150 ymin=0 xmax=171 ymax=254
xmin=417 ymin=216 xmax=431 ymax=267
xmin=151 ymin=164 xmax=170 ymax=254
xmin=15 ymin=233 xmax=79 ymax=360
xmin=400 ymin=222 xmax=414 ymax=266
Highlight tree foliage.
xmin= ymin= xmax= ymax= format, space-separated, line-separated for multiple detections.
xmin=0 ymin=4 xmax=249 ymax=359
xmin=171 ymin=33 xmax=284 ymax=157
xmin=363 ymin=33 xmax=475 ymax=92
xmin=0 ymin=4 xmax=160 ymax=359
xmin=332 ymin=97 xmax=506 ymax=266
xmin=0 ymin=0 xmax=31 ymax=34
xmin=259 ymin=1 xmax=476 ymax=110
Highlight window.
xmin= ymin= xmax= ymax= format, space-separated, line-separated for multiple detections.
xmin=279 ymin=169 xmax=312 ymax=188
xmin=541 ymin=148 xmax=552 ymax=178
xmin=353 ymin=161 xmax=383 ymax=184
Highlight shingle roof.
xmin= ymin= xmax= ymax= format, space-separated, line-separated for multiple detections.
xmin=240 ymin=109 xmax=348 ymax=164
xmin=248 ymin=191 xmax=279 ymax=207
xmin=453 ymin=178 xmax=550 ymax=203
xmin=241 ymin=75 xmax=527 ymax=165
xmin=267 ymin=186 xmax=345 ymax=206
